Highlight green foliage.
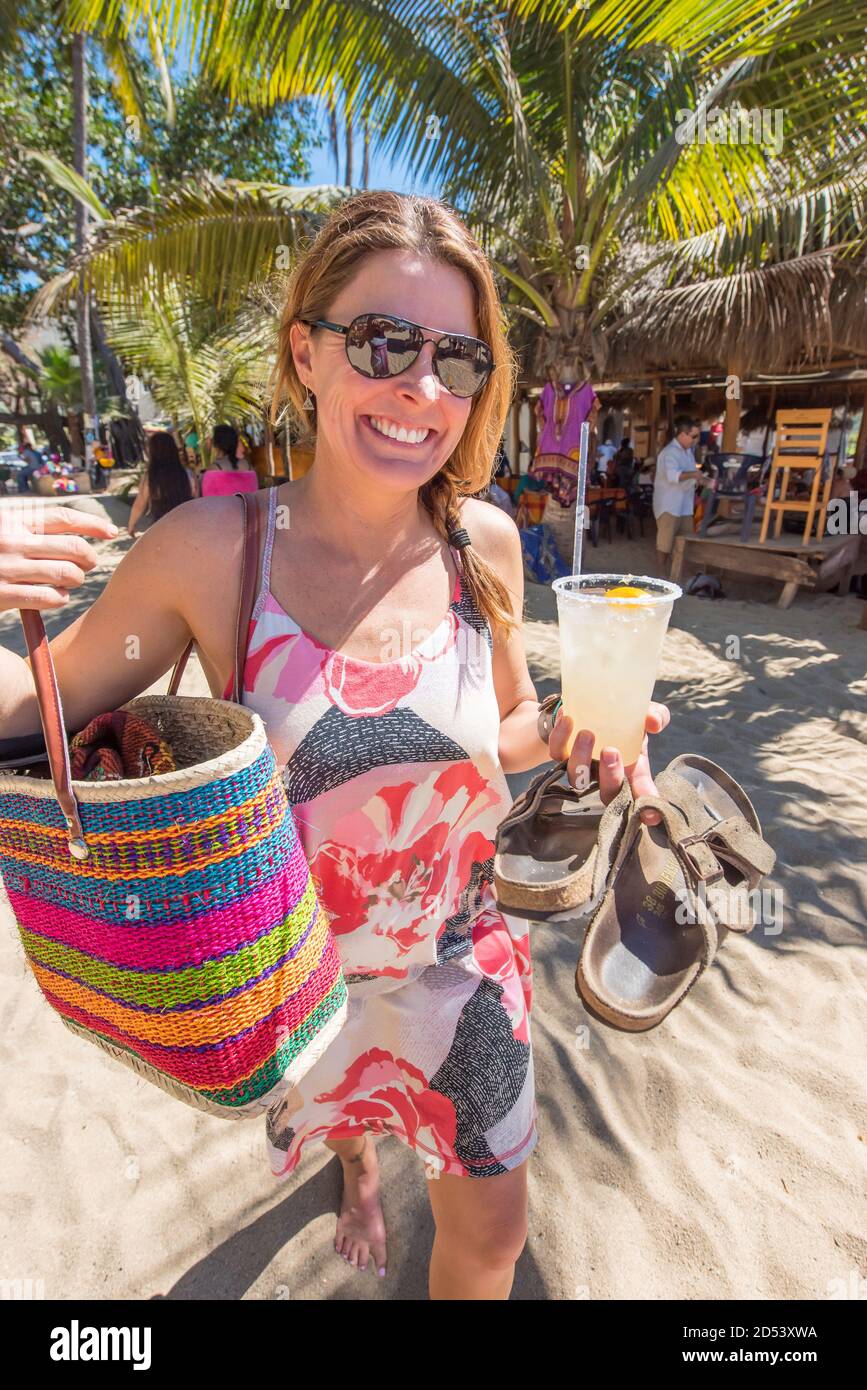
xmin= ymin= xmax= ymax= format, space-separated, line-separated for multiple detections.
xmin=0 ymin=0 xmax=319 ymax=330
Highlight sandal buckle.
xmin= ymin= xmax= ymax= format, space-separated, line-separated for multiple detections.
xmin=676 ymin=831 xmax=724 ymax=885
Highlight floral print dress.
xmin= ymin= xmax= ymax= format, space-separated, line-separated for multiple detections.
xmin=223 ymin=487 xmax=538 ymax=1180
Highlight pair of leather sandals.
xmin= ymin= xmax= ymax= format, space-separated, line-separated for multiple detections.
xmin=493 ymin=754 xmax=776 ymax=1032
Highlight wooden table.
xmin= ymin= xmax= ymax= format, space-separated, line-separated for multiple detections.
xmin=669 ymin=531 xmax=862 ymax=609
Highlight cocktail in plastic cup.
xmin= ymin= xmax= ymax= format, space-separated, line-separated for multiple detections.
xmin=550 ymin=573 xmax=681 ymax=764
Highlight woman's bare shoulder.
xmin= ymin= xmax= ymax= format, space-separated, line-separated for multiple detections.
xmin=131 ymin=493 xmax=248 ymax=595
xmin=455 ymin=494 xmax=521 ymax=568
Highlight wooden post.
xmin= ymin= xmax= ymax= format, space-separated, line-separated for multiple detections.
xmin=722 ymin=354 xmax=745 ymax=451
xmin=528 ymin=391 xmax=538 ymax=461
xmin=853 ymin=382 xmax=867 ymax=477
xmin=650 ymin=376 xmax=661 ymax=455
xmin=264 ymin=412 xmax=276 ymax=476
xmin=511 ymin=393 xmax=522 ymax=474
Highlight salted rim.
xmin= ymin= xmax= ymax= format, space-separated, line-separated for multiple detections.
xmin=551 ymin=573 xmax=682 ymax=606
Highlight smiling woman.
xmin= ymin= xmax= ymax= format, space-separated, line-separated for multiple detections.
xmin=0 ymin=188 xmax=670 ymax=1304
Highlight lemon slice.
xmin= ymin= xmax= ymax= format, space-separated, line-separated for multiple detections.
xmin=604 ymin=584 xmax=649 ymax=607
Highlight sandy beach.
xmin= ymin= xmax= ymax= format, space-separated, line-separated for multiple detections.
xmin=1 ymin=501 xmax=865 ymax=1301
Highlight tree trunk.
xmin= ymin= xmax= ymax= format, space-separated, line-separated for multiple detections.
xmin=45 ymin=408 xmax=71 ymax=459
xmin=72 ymin=33 xmax=97 ymax=447
xmin=329 ymin=97 xmax=339 ymax=182
xmin=345 ymin=102 xmax=353 ymax=187
xmin=67 ymin=408 xmax=84 ymax=457
xmin=362 ymin=118 xmax=370 ymax=189
xmin=89 ymin=305 xmax=146 ymax=463
xmin=0 ymin=334 xmax=41 ymax=375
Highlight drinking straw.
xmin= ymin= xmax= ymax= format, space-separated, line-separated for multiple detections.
xmin=571 ymin=420 xmax=590 ymax=577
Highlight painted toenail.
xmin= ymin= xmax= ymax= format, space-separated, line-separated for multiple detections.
xmin=378 ymin=1267 xmax=386 ymax=1276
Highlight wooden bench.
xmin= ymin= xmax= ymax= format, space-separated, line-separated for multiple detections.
xmin=669 ymin=531 xmax=861 ymax=609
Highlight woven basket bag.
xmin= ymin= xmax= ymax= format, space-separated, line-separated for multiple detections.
xmin=0 ymin=491 xmax=347 ymax=1119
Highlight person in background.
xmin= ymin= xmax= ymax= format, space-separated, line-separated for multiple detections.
xmin=653 ymin=415 xmax=703 ymax=574
xmin=16 ymin=431 xmax=45 ymax=494
xmin=493 ymin=442 xmax=512 ymax=478
xmin=128 ymin=431 xmax=197 ymax=538
xmin=596 ymin=434 xmax=617 ymax=474
xmin=236 ymin=431 xmax=254 ymax=467
xmin=613 ymin=439 xmax=636 ymax=491
xmin=735 ymin=408 xmax=772 ymax=484
xmin=200 ymin=423 xmax=258 ymax=497
xmin=486 ymin=477 xmax=516 ymax=517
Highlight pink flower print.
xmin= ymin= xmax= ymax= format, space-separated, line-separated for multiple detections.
xmin=316 ymin=1048 xmax=462 ymax=1170
xmin=471 ymin=908 xmax=531 ymax=1042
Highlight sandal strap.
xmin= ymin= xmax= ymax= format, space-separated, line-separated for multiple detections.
xmin=497 ymin=760 xmax=598 ymax=833
xmin=632 ymin=794 xmax=774 ymax=941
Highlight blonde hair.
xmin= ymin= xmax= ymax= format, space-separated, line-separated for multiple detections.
xmin=272 ymin=190 xmax=520 ymax=642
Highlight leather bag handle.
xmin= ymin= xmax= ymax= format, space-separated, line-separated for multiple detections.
xmin=15 ymin=488 xmax=264 ymax=860
xmin=167 ymin=489 xmax=261 ymax=700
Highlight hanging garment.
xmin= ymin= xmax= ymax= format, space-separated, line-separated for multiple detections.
xmin=530 ymin=380 xmax=599 ymax=507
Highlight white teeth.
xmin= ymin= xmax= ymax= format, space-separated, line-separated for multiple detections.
xmin=368 ymin=416 xmax=429 ymax=445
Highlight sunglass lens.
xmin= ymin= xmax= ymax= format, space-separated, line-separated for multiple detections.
xmin=346 ymin=315 xmax=421 ymax=379
xmin=435 ymin=338 xmax=493 ymax=397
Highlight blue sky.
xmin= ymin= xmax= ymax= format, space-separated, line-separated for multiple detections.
xmin=304 ymin=101 xmax=443 ymax=197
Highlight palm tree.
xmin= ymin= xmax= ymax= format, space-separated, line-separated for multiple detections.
xmin=39 ymin=0 xmax=867 ymax=461
xmin=36 ymin=344 xmax=85 ymax=453
xmin=71 ymin=30 xmax=97 ymax=449
xmin=97 ymin=275 xmax=276 ymax=463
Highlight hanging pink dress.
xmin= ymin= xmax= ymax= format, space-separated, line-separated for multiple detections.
xmin=530 ymin=380 xmax=599 ymax=506
xmin=222 ymin=487 xmax=538 ymax=1180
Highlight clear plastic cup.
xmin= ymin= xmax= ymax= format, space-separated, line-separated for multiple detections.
xmin=551 ymin=573 xmax=681 ymax=764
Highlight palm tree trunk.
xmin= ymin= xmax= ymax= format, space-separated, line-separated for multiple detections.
xmin=72 ymin=32 xmax=97 ymax=453
xmin=345 ymin=102 xmax=353 ymax=188
xmin=362 ymin=117 xmax=370 ymax=189
xmin=89 ymin=305 xmax=146 ymax=463
xmin=328 ymin=96 xmax=339 ymax=183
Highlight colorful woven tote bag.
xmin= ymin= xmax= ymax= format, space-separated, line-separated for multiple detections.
xmin=0 ymin=492 xmax=347 ymax=1119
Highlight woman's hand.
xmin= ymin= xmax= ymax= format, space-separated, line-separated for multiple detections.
xmin=548 ymin=703 xmax=671 ymax=826
xmin=0 ymin=503 xmax=119 ymax=613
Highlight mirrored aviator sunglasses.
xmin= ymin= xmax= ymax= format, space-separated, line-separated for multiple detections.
xmin=302 ymin=312 xmax=495 ymax=399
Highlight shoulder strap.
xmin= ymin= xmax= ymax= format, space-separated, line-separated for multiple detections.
xmin=167 ymin=490 xmax=262 ymax=701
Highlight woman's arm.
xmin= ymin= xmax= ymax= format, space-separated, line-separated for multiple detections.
xmin=127 ymin=474 xmax=149 ymax=535
xmin=0 ymin=497 xmax=244 ymax=739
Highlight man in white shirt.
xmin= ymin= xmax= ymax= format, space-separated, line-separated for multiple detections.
xmin=653 ymin=415 xmax=703 ymax=573
xmin=596 ymin=438 xmax=617 ymax=475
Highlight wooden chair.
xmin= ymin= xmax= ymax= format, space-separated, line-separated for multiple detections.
xmin=759 ymin=408 xmax=833 ymax=546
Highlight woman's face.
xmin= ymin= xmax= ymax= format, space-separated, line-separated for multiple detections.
xmin=291 ymin=249 xmax=478 ymax=492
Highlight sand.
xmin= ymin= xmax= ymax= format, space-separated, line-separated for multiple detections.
xmin=0 ymin=502 xmax=865 ymax=1300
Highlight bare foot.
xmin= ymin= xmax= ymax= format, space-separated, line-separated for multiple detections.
xmin=334 ymin=1135 xmax=388 ymax=1278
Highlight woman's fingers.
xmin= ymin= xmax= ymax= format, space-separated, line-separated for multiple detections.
xmin=547 ymin=709 xmax=573 ymax=764
xmin=5 ymin=528 xmax=102 ymax=571
xmin=566 ymin=725 xmax=595 ymax=791
xmin=0 ymin=583 xmax=72 ymax=611
xmin=0 ymin=556 xmax=88 ymax=591
xmin=14 ymin=504 xmax=119 ymax=540
xmin=645 ymin=701 xmax=670 ymax=735
xmin=0 ymin=507 xmax=117 ymax=614
xmin=553 ymin=713 xmax=663 ymax=826
xmin=597 ymin=745 xmax=625 ymax=802
xmin=624 ymin=737 xmax=662 ymax=825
